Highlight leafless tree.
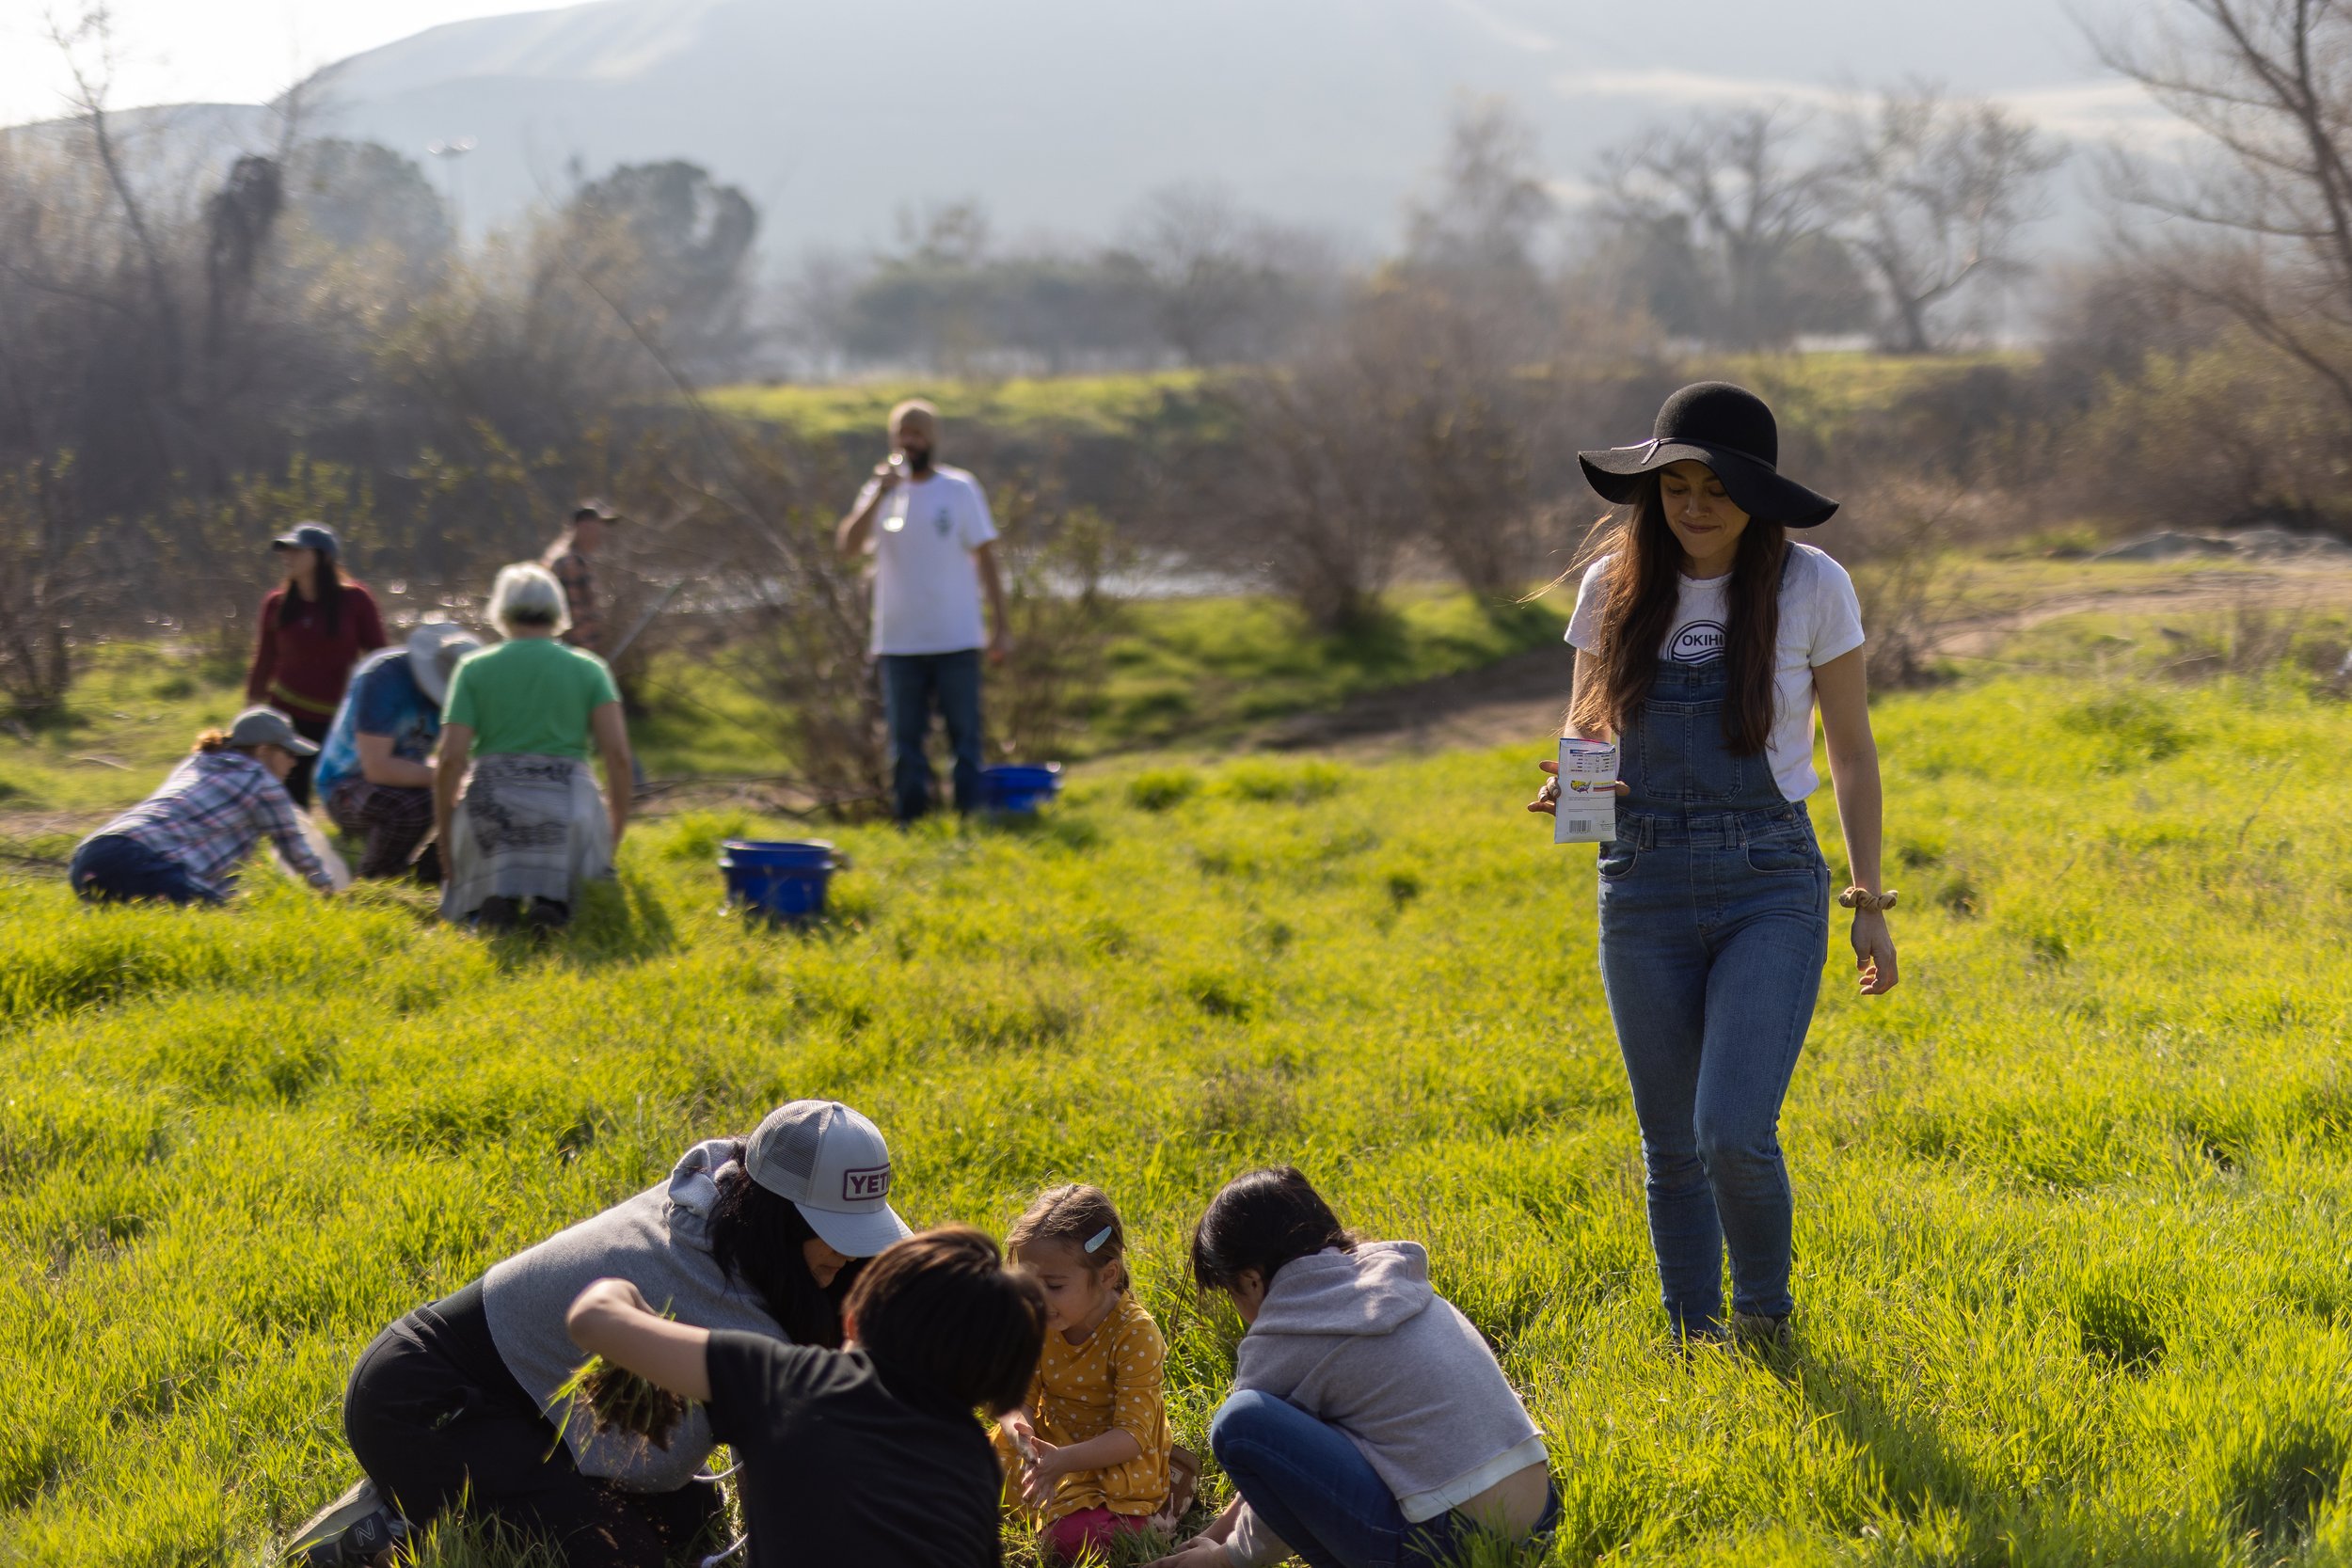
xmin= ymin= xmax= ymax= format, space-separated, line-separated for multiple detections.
xmin=1206 ymin=341 xmax=1421 ymax=634
xmin=1832 ymin=85 xmax=2062 ymax=353
xmin=1115 ymin=183 xmax=1336 ymax=366
xmin=1406 ymin=97 xmax=1557 ymax=286
xmin=1596 ymin=105 xmax=1867 ymax=348
xmin=971 ymin=481 xmax=1125 ymax=764
xmin=2095 ymin=0 xmax=2352 ymax=417
xmin=1354 ymin=283 xmax=1549 ymax=603
xmin=0 ymin=456 xmax=109 ymax=718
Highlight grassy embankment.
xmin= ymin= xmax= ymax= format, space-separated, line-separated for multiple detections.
xmin=703 ymin=372 xmax=1215 ymax=442
xmin=697 ymin=354 xmax=2035 ymax=447
xmin=7 ymin=660 xmax=2352 ymax=1564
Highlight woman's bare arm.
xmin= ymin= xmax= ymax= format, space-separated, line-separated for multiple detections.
xmin=590 ymin=701 xmax=632 ymax=845
xmin=431 ymin=723 xmax=471 ymax=848
xmin=1532 ymin=651 xmax=1625 ymax=815
xmin=1814 ymin=647 xmax=1898 ymax=994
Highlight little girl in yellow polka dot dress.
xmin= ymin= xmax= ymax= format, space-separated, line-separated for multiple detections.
xmin=996 ymin=1184 xmax=1175 ymax=1562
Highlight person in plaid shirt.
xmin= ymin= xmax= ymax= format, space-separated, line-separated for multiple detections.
xmin=70 ymin=708 xmax=340 ymax=905
xmin=542 ymin=503 xmax=616 ymax=656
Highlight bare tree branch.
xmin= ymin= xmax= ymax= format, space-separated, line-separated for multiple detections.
xmin=2098 ymin=0 xmax=2352 ymax=418
xmin=1829 ymin=84 xmax=2061 ymax=352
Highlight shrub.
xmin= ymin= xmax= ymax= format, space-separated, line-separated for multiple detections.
xmin=1127 ymin=768 xmax=1200 ymax=812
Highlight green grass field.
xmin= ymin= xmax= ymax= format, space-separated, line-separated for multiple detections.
xmin=8 ymin=662 xmax=2352 ymax=1565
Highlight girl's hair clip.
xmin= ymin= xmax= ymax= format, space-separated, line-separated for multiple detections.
xmin=1083 ymin=1225 xmax=1115 ymax=1254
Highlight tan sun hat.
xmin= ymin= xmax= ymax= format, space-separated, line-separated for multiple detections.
xmin=405 ymin=622 xmax=482 ymax=705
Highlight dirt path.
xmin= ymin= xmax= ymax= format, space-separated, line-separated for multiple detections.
xmin=1262 ymin=562 xmax=2352 ymax=760
xmin=1927 ymin=566 xmax=2352 ymax=657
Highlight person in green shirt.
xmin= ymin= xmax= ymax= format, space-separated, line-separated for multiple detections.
xmin=434 ymin=562 xmax=636 ymax=930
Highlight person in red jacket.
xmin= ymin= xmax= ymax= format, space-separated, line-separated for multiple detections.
xmin=244 ymin=522 xmax=388 ymax=808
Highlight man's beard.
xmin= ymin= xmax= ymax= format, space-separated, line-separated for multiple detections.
xmin=905 ymin=449 xmax=934 ymax=474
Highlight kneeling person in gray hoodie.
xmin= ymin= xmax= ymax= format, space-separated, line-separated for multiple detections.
xmin=289 ymin=1100 xmax=912 ymax=1568
xmin=1151 ymin=1167 xmax=1558 ymax=1568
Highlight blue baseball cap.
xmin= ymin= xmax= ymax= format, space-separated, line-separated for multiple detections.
xmin=271 ymin=522 xmax=339 ymax=553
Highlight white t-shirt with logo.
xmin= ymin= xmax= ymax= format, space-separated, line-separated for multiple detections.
xmin=1565 ymin=542 xmax=1866 ymax=801
xmin=856 ymin=465 xmax=999 ymax=657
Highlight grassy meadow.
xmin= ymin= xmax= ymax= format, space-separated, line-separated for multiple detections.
xmin=8 ymin=657 xmax=2352 ymax=1564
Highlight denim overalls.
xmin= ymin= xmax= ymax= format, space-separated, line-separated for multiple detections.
xmin=1598 ymin=655 xmax=1830 ymax=1333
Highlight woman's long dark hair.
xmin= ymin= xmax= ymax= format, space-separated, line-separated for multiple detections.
xmin=278 ymin=547 xmax=346 ymax=635
xmin=707 ymin=1148 xmax=866 ymax=1346
xmin=1566 ymin=473 xmax=1787 ymax=754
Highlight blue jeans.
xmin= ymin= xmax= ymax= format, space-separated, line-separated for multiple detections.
xmin=879 ymin=649 xmax=983 ymax=823
xmin=1210 ymin=1391 xmax=1559 ymax=1568
xmin=1599 ymin=656 xmax=1830 ymax=1333
xmin=70 ymin=834 xmax=216 ymax=906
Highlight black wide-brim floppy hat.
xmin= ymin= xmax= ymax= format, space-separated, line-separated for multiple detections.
xmin=1578 ymin=380 xmax=1838 ymax=528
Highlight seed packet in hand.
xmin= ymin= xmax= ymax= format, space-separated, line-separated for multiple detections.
xmin=1552 ymin=738 xmax=1618 ymax=846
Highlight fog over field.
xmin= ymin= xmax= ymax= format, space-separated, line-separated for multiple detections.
xmin=6 ymin=0 xmax=2161 ymax=248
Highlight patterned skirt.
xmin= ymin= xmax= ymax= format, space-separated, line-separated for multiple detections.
xmin=438 ymin=753 xmax=612 ymax=920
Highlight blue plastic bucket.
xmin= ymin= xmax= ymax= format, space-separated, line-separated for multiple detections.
xmin=720 ymin=839 xmax=836 ymax=924
xmin=979 ymin=764 xmax=1062 ymax=816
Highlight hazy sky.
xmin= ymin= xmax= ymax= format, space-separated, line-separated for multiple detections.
xmin=0 ymin=1 xmax=573 ymax=126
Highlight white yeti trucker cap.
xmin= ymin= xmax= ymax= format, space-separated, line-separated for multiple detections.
xmin=745 ymin=1100 xmax=912 ymax=1257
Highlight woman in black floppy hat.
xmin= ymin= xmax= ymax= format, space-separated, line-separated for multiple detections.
xmin=1530 ymin=381 xmax=1898 ymax=1347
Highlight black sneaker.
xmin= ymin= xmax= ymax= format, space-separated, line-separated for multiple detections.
xmin=475 ymin=895 xmax=520 ymax=930
xmin=286 ymin=1479 xmax=407 ymax=1566
xmin=527 ymin=897 xmax=570 ymax=934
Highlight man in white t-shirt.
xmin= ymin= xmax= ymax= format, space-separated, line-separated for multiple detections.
xmin=835 ymin=400 xmax=1012 ymax=822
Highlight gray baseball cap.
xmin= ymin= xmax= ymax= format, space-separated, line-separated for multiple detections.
xmin=227 ymin=705 xmax=319 ymax=757
xmin=745 ymin=1100 xmax=911 ymax=1257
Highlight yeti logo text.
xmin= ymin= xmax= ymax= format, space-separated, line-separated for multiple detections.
xmin=842 ymin=1165 xmax=892 ymax=1201
xmin=1671 ymin=622 xmax=1727 ymax=661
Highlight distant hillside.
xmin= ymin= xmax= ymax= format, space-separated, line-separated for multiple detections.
xmin=7 ymin=0 xmax=2150 ymax=252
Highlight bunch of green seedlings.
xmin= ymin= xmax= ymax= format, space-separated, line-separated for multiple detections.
xmin=551 ymin=1356 xmax=690 ymax=1451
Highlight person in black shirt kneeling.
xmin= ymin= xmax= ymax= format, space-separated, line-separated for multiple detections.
xmin=567 ymin=1226 xmax=1048 ymax=1568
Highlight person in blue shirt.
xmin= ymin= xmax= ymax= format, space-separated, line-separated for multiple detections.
xmin=316 ymin=622 xmax=481 ymax=880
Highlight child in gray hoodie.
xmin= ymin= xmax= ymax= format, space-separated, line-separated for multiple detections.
xmin=1151 ymin=1167 xmax=1557 ymax=1568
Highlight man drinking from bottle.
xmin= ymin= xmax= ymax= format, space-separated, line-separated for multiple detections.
xmin=834 ymin=400 xmax=1012 ymax=823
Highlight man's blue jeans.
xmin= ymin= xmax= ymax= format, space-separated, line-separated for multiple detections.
xmin=1209 ymin=1390 xmax=1557 ymax=1568
xmin=70 ymin=834 xmax=215 ymax=905
xmin=879 ymin=649 xmax=983 ymax=823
